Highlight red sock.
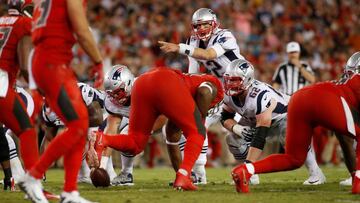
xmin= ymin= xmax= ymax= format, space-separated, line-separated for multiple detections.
xmin=179 ymin=134 xmax=205 ymax=174
xmin=253 ymin=154 xmax=302 ymax=174
xmin=30 ymin=122 xmax=86 ymax=179
xmin=19 ymin=129 xmax=39 ymax=170
xmin=63 ymin=136 xmax=86 ymax=192
xmin=104 ymin=134 xmax=147 ymax=155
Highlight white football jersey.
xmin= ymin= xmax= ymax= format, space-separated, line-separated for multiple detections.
xmin=104 ymin=95 xmax=130 ymax=118
xmin=42 ymin=83 xmax=105 ymax=127
xmin=223 ymin=80 xmax=290 ymax=127
xmin=187 ymin=28 xmax=244 ymax=79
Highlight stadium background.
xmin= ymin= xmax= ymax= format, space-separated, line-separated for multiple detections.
xmin=0 ymin=0 xmax=359 ymax=168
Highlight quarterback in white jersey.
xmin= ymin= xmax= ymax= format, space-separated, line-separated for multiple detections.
xmin=159 ymin=8 xmax=245 ymax=184
xmin=221 ymin=59 xmax=326 ymax=185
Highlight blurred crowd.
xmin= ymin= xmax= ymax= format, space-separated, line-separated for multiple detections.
xmin=74 ymin=0 xmax=360 ymax=83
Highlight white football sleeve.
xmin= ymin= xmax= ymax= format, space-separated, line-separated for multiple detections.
xmin=188 ymin=56 xmax=200 ymax=73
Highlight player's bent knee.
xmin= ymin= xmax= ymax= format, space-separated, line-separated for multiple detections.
xmin=290 ymin=156 xmax=306 ymax=168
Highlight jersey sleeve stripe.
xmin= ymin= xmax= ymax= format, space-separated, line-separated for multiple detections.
xmin=212 ymin=35 xmax=219 ymax=45
xmin=273 ymin=103 xmax=287 ymax=114
xmin=224 ymin=50 xmax=238 ymax=61
xmin=256 ymin=90 xmax=269 ymax=115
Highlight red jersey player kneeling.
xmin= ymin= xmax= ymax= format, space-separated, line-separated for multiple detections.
xmin=230 ymin=52 xmax=360 ymax=194
xmin=91 ymin=65 xmax=223 ymax=191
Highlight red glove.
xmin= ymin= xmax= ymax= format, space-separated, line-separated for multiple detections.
xmin=90 ymin=62 xmax=104 ymax=88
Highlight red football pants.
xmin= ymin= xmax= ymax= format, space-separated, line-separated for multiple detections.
xmin=253 ymin=86 xmax=360 ymax=174
xmin=105 ymin=68 xmax=206 ymax=174
xmin=0 ymin=86 xmax=38 ymax=170
xmin=29 ymin=49 xmax=88 ymax=192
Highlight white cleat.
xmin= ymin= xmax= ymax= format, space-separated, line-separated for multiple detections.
xmin=60 ymin=191 xmax=96 ymax=203
xmin=77 ymin=176 xmax=92 ymax=184
xmin=18 ymin=173 xmax=48 ymax=203
xmin=303 ymin=170 xmax=326 ymax=185
xmin=250 ymin=174 xmax=260 ymax=185
xmin=339 ymin=177 xmax=352 ymax=186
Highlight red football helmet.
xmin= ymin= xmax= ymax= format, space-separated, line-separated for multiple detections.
xmin=7 ymin=0 xmax=33 ymax=17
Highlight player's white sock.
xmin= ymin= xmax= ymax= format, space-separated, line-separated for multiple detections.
xmin=6 ymin=131 xmax=25 ymax=183
xmin=193 ymin=141 xmax=207 ymax=184
xmin=106 ymin=156 xmax=117 ymax=180
xmin=10 ymin=157 xmax=25 ymax=183
xmin=304 ymin=147 xmax=322 ymax=175
xmin=79 ymin=159 xmax=90 ymax=178
xmin=100 ymin=156 xmax=109 ymax=169
xmin=121 ymin=154 xmax=134 ymax=174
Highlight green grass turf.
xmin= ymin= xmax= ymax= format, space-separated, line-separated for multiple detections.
xmin=1 ymin=166 xmax=360 ymax=203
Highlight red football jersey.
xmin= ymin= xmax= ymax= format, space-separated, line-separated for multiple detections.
xmin=32 ymin=0 xmax=77 ymax=62
xmin=0 ymin=15 xmax=31 ymax=85
xmin=338 ymin=74 xmax=360 ymax=109
xmin=175 ymin=69 xmax=224 ymax=108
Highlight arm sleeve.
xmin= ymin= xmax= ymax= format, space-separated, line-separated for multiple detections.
xmin=255 ymin=91 xmax=272 ymax=115
xmin=188 ymin=56 xmax=200 ymax=73
xmin=303 ymin=62 xmax=315 ymax=75
xmin=210 ymin=31 xmax=238 ymax=57
xmin=272 ymin=65 xmax=282 ymax=84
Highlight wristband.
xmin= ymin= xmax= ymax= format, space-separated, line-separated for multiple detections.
xmin=179 ymin=43 xmax=195 ymax=56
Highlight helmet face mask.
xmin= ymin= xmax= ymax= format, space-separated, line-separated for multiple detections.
xmin=344 ymin=52 xmax=360 ymax=78
xmin=224 ymin=75 xmax=247 ymax=96
xmin=191 ymin=8 xmax=219 ymax=41
xmin=7 ymin=0 xmax=33 ymax=17
xmin=224 ymin=59 xmax=255 ymax=96
xmin=104 ymin=65 xmax=134 ymax=106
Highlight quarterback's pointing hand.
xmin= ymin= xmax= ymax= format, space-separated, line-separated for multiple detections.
xmin=158 ymin=41 xmax=179 ymax=53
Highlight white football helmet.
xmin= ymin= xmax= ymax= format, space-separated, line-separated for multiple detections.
xmin=191 ymin=8 xmax=219 ymax=41
xmin=344 ymin=52 xmax=360 ymax=77
xmin=104 ymin=65 xmax=135 ymax=106
xmin=224 ymin=59 xmax=255 ymax=96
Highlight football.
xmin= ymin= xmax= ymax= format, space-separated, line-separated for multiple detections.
xmin=90 ymin=168 xmax=110 ymax=188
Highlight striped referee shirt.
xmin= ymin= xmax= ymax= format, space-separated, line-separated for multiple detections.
xmin=272 ymin=61 xmax=314 ymax=95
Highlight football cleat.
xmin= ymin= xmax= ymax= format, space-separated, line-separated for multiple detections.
xmin=18 ymin=173 xmax=48 ymax=203
xmin=3 ymin=177 xmax=15 ymax=191
xmin=173 ymin=171 xmax=198 ymax=191
xmin=43 ymin=190 xmax=60 ymax=200
xmin=231 ymin=164 xmax=252 ymax=193
xmin=192 ymin=171 xmax=207 ymax=185
xmin=77 ymin=176 xmax=92 ymax=184
xmin=340 ymin=177 xmax=352 ymax=186
xmin=303 ymin=170 xmax=326 ymax=185
xmin=111 ymin=172 xmax=134 ymax=186
xmin=60 ymin=191 xmax=96 ymax=203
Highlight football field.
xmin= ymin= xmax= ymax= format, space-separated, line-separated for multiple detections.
xmin=1 ymin=166 xmax=360 ymax=203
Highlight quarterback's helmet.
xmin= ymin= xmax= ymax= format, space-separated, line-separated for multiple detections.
xmin=7 ymin=0 xmax=33 ymax=17
xmin=191 ymin=8 xmax=219 ymax=41
xmin=344 ymin=52 xmax=360 ymax=78
xmin=224 ymin=59 xmax=255 ymax=96
xmin=104 ymin=65 xmax=135 ymax=106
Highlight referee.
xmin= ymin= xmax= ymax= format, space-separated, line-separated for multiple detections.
xmin=272 ymin=41 xmax=315 ymax=95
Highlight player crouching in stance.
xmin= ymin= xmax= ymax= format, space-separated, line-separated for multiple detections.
xmin=93 ymin=67 xmax=223 ymax=190
xmin=222 ymin=59 xmax=325 ymax=187
xmin=231 ymin=60 xmax=360 ymax=194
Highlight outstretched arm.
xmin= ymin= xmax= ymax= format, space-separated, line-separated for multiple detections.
xmin=246 ymin=98 xmax=277 ymax=162
xmin=158 ymin=41 xmax=218 ymax=61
